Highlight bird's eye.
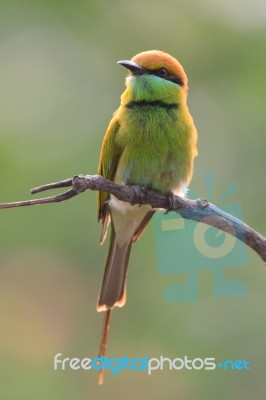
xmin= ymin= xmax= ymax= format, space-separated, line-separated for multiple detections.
xmin=158 ymin=68 xmax=168 ymax=77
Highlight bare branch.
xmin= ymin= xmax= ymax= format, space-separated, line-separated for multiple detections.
xmin=31 ymin=178 xmax=73 ymax=194
xmin=0 ymin=174 xmax=265 ymax=263
xmin=0 ymin=189 xmax=78 ymax=208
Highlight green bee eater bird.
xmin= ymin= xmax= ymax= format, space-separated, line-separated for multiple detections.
xmin=97 ymin=50 xmax=198 ymax=382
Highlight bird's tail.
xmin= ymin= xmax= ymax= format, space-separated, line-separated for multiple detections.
xmin=97 ymin=223 xmax=132 ymax=312
xmin=97 ymin=223 xmax=132 ymax=384
xmin=97 ymin=309 xmax=112 ymax=385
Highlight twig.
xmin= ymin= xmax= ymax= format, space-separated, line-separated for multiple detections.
xmin=0 ymin=174 xmax=265 ymax=262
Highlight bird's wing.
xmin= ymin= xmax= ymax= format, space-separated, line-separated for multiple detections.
xmin=98 ymin=115 xmax=123 ymax=243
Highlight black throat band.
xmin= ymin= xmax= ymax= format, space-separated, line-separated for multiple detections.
xmin=125 ymin=100 xmax=179 ymax=111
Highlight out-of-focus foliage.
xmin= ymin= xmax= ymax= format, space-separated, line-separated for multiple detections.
xmin=0 ymin=1 xmax=265 ymax=399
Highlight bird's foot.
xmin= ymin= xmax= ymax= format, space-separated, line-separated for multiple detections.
xmin=164 ymin=192 xmax=176 ymax=214
xmin=130 ymin=185 xmax=147 ymax=207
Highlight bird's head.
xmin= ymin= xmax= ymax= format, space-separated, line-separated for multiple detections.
xmin=118 ymin=50 xmax=188 ymax=104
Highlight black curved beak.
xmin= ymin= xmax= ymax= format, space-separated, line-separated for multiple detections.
xmin=117 ymin=60 xmax=146 ymax=76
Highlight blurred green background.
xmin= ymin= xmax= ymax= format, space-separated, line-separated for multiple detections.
xmin=0 ymin=0 xmax=266 ymax=399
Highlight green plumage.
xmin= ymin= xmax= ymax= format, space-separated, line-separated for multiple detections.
xmin=97 ymin=51 xmax=197 ymax=311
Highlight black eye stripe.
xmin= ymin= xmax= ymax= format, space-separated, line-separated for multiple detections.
xmin=144 ymin=68 xmax=184 ymax=87
xmin=168 ymin=75 xmax=185 ymax=86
